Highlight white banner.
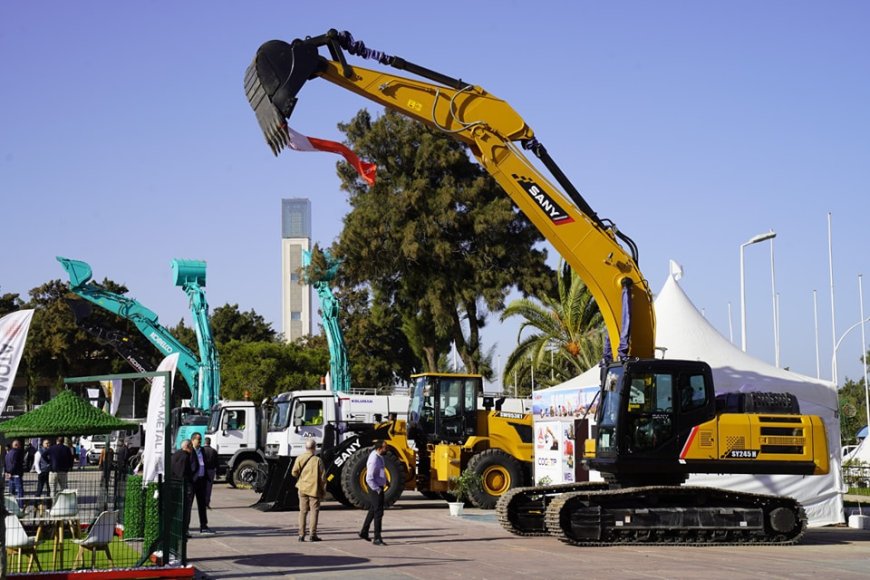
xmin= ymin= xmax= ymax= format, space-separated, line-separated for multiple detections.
xmin=100 ymin=379 xmax=122 ymax=416
xmin=142 ymin=353 xmax=179 ymax=485
xmin=0 ymin=309 xmax=34 ymax=414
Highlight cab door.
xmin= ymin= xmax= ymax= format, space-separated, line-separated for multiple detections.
xmin=288 ymin=398 xmax=326 ymax=456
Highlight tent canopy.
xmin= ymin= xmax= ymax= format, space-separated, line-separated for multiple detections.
xmin=0 ymin=389 xmax=137 ymax=439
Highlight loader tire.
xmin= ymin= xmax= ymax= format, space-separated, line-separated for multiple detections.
xmin=466 ymin=449 xmax=526 ymax=509
xmin=341 ymin=446 xmax=406 ymax=510
xmin=329 ymin=480 xmax=354 ymax=508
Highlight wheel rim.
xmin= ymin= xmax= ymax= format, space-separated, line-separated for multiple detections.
xmin=358 ymin=468 xmax=393 ymax=492
xmin=481 ymin=465 xmax=511 ymax=495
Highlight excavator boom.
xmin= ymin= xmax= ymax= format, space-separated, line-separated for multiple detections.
xmin=245 ymin=30 xmax=654 ymax=359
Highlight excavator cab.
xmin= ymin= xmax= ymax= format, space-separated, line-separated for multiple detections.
xmin=589 ymin=359 xmax=716 ymax=485
xmin=408 ymin=373 xmax=480 ymax=443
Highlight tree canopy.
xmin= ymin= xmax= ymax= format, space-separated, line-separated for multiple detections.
xmin=332 ymin=109 xmax=554 ymax=376
xmin=501 ymin=261 xmax=605 ymax=393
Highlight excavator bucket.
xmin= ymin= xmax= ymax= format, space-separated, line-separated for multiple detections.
xmin=171 ymin=259 xmax=207 ymax=287
xmin=244 ymin=39 xmax=322 ymax=155
xmin=56 ymin=257 xmax=94 ymax=289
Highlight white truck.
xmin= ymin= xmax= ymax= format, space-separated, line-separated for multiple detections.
xmin=206 ymin=392 xmax=409 ymax=489
xmin=264 ymin=390 xmax=409 ymax=460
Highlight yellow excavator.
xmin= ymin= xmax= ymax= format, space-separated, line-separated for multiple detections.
xmin=243 ymin=29 xmax=828 ymax=544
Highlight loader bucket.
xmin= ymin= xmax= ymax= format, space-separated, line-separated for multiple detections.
xmin=57 ymin=256 xmax=94 ymax=289
xmin=251 ymin=456 xmax=300 ymax=512
xmin=244 ymin=39 xmax=322 ymax=155
xmin=171 ymin=258 xmax=207 ymax=287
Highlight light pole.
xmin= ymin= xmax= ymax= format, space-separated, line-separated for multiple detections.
xmin=740 ymin=230 xmax=777 ymax=352
xmin=832 ymin=316 xmax=870 ymax=382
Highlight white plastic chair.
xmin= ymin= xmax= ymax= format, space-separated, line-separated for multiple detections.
xmin=72 ymin=510 xmax=117 ymax=569
xmin=46 ymin=488 xmax=80 ymax=568
xmin=5 ymin=514 xmax=42 ymax=572
xmin=49 ymin=488 xmax=79 ymax=536
xmin=4 ymin=494 xmax=22 ymax=517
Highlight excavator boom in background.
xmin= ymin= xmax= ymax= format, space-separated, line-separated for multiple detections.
xmin=244 ymin=30 xmax=829 ymax=544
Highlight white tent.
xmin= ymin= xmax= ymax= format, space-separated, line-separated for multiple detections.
xmin=546 ymin=266 xmax=844 ymax=526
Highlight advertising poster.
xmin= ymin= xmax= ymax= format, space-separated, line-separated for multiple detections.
xmin=534 ymin=419 xmax=563 ymax=486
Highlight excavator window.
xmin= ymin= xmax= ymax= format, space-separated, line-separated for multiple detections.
xmin=626 ymin=372 xmax=674 ymax=453
xmin=680 ymin=374 xmax=708 ymax=412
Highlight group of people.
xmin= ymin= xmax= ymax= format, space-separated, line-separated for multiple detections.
xmin=171 ymin=432 xmax=218 ymax=536
xmin=169 ymin=435 xmax=390 ymax=545
xmin=291 ymin=438 xmax=390 ymax=546
xmin=4 ymin=436 xmax=77 ymax=506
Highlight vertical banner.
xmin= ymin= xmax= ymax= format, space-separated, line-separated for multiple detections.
xmin=0 ymin=309 xmax=34 ymax=413
xmin=142 ymin=353 xmax=179 ymax=485
xmin=100 ymin=379 xmax=123 ymax=416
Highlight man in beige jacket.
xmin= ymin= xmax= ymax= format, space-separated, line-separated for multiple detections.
xmin=291 ymin=438 xmax=326 ymax=541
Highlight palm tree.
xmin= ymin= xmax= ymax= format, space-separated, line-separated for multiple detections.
xmin=501 ymin=261 xmax=604 ymax=392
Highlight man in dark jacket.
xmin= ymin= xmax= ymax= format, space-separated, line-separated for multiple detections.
xmin=4 ymin=439 xmax=25 ymax=507
xmin=47 ymin=436 xmax=73 ymax=494
xmin=171 ymin=439 xmax=195 ymax=539
xmin=202 ymin=437 xmax=219 ymax=509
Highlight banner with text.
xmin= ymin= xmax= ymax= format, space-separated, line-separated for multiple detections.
xmin=0 ymin=309 xmax=34 ymax=414
xmin=143 ymin=353 xmax=179 ymax=485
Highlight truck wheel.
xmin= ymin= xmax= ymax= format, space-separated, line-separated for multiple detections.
xmin=466 ymin=449 xmax=526 ymax=509
xmin=341 ymin=447 xmax=406 ymax=509
xmin=230 ymin=458 xmax=261 ymax=489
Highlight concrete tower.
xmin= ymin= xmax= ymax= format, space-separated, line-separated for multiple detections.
xmin=281 ymin=198 xmax=312 ymax=342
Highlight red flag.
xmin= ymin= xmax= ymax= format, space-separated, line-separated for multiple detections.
xmin=284 ymin=125 xmax=377 ymax=185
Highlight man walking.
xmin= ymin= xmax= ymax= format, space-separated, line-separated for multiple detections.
xmin=171 ymin=439 xmax=195 ymax=539
xmin=33 ymin=438 xmax=52 ymax=501
xmin=47 ymin=436 xmax=73 ymax=495
xmin=190 ymin=433 xmax=214 ymax=534
xmin=359 ymin=440 xmax=388 ymax=545
xmin=5 ymin=439 xmax=25 ymax=507
xmin=291 ymin=438 xmax=326 ymax=542
xmin=201 ymin=437 xmax=218 ymax=509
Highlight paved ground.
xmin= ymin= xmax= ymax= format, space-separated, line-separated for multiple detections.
xmin=187 ymin=485 xmax=870 ymax=580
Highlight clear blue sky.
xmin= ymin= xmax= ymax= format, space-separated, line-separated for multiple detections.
xmin=2 ymin=1 xmax=868 ymax=388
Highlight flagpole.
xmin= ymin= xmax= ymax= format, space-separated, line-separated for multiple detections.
xmin=829 ymin=213 xmax=838 ymax=384
xmin=813 ymin=290 xmax=820 ymax=379
xmin=860 ymin=274 xmax=869 ymax=431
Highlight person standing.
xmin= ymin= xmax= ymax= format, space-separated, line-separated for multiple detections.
xmin=291 ymin=438 xmax=326 ymax=542
xmin=359 ymin=440 xmax=388 ymax=546
xmin=171 ymin=439 xmax=195 ymax=539
xmin=114 ymin=439 xmax=129 ymax=502
xmin=5 ymin=439 xmax=25 ymax=507
xmin=190 ymin=433 xmax=214 ymax=534
xmin=47 ymin=436 xmax=72 ymax=495
xmin=33 ymin=438 xmax=52 ymax=500
xmin=201 ymin=437 xmax=218 ymax=509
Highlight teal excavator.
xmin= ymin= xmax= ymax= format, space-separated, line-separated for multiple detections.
xmin=302 ymin=247 xmax=350 ymax=393
xmin=57 ymin=257 xmax=220 ymax=443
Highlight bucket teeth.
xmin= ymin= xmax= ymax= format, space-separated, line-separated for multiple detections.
xmin=244 ymin=61 xmax=290 ymax=156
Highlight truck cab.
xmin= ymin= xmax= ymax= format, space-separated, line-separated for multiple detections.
xmin=206 ymin=400 xmax=266 ymax=487
xmin=265 ymin=390 xmax=340 ymax=459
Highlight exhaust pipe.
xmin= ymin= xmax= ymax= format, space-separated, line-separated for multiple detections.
xmin=244 ymin=39 xmax=322 ymax=156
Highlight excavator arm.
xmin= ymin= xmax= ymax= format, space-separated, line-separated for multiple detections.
xmin=57 ymin=257 xmax=205 ymax=407
xmin=245 ymin=29 xmax=655 ymax=359
xmin=171 ymin=259 xmax=221 ymax=409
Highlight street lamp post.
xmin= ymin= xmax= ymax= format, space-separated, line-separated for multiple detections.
xmin=740 ymin=230 xmax=777 ymax=352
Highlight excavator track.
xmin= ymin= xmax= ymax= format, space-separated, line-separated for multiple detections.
xmin=545 ymin=485 xmax=807 ymax=546
xmin=497 ymin=482 xmax=609 ymax=536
